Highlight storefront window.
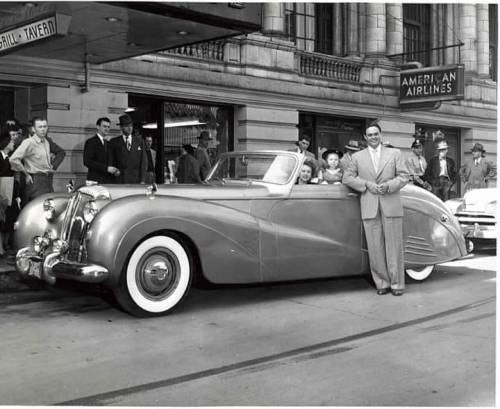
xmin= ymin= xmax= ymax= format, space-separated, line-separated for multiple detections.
xmin=161 ymin=102 xmax=231 ymax=180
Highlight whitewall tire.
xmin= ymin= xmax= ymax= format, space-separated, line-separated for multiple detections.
xmin=405 ymin=265 xmax=435 ymax=281
xmin=114 ymin=234 xmax=192 ymax=317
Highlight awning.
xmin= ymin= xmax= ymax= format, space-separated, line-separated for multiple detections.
xmin=0 ymin=2 xmax=261 ymax=64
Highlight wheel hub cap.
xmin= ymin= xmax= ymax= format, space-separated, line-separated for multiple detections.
xmin=141 ymin=256 xmax=174 ymax=296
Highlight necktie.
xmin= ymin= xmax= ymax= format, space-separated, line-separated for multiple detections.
xmin=372 ymin=150 xmax=379 ymax=172
xmin=475 ymin=159 xmax=479 ymax=166
xmin=418 ymin=157 xmax=424 ymax=173
xmin=126 ymin=137 xmax=131 ymax=151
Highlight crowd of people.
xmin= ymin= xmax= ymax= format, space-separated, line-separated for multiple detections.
xmin=294 ymin=128 xmax=496 ymax=203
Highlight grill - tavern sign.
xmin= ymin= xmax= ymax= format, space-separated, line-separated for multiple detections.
xmin=400 ymin=65 xmax=465 ymax=105
xmin=0 ymin=14 xmax=71 ymax=53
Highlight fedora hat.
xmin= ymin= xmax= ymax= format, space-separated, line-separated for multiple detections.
xmin=436 ymin=140 xmax=449 ymax=150
xmin=471 ymin=142 xmax=485 ymax=153
xmin=198 ymin=130 xmax=212 ymax=140
xmin=117 ymin=114 xmax=133 ymax=126
xmin=344 ymin=140 xmax=362 ymax=152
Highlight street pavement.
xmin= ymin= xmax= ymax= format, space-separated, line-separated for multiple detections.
xmin=0 ymin=250 xmax=496 ymax=406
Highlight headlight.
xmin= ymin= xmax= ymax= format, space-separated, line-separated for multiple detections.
xmin=43 ymin=198 xmax=56 ymax=220
xmin=83 ymin=200 xmax=99 ymax=223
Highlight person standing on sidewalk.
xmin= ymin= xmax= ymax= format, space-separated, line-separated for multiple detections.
xmin=459 ymin=143 xmax=496 ymax=192
xmin=343 ymin=124 xmax=409 ymax=296
xmin=9 ymin=117 xmax=65 ymax=201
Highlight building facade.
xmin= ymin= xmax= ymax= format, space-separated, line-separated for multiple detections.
xmin=0 ymin=2 xmax=497 ymax=196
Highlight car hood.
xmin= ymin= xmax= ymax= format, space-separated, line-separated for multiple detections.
xmin=463 ymin=188 xmax=497 ymax=209
xmin=91 ymin=182 xmax=274 ymax=201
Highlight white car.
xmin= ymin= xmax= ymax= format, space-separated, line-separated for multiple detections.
xmin=446 ymin=188 xmax=497 ymax=251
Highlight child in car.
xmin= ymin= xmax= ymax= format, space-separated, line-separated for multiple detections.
xmin=319 ymin=149 xmax=343 ymax=184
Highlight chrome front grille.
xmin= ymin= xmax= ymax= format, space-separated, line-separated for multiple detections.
xmin=455 ymin=212 xmax=496 ymax=227
xmin=61 ymin=192 xmax=91 ymax=262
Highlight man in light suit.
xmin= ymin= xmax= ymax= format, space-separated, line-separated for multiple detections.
xmin=343 ymin=124 xmax=409 ymax=296
xmin=108 ymin=114 xmax=147 ymax=184
xmin=83 ymin=117 xmax=119 ymax=184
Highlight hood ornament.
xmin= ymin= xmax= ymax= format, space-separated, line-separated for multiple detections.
xmin=146 ymin=183 xmax=157 ymax=199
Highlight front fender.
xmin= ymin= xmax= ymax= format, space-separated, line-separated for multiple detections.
xmin=85 ymin=195 xmax=261 ymax=287
xmin=14 ymin=192 xmax=71 ymax=249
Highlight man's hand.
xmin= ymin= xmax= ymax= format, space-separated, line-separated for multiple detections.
xmin=107 ymin=166 xmax=120 ymax=176
xmin=377 ymin=183 xmax=389 ymax=195
xmin=365 ymin=181 xmax=379 ymax=194
xmin=25 ymin=174 xmax=33 ymax=184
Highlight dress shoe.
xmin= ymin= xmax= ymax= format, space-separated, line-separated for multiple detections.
xmin=391 ymin=289 xmax=404 ymax=296
xmin=376 ymin=288 xmax=390 ymax=295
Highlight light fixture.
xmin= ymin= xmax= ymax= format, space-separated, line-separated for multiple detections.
xmin=142 ymin=120 xmax=206 ymax=129
xmin=177 ymin=31 xmax=189 ymax=36
xmin=105 ymin=17 xmax=120 ymax=22
xmin=125 ymin=107 xmax=137 ymax=113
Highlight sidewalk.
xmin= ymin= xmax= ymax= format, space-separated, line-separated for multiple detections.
xmin=0 ymin=257 xmax=29 ymax=291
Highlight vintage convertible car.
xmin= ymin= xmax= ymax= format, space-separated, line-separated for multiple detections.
xmin=14 ymin=151 xmax=467 ymax=317
xmin=445 ymin=188 xmax=497 ymax=251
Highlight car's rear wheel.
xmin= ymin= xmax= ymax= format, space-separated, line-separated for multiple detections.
xmin=405 ymin=265 xmax=435 ymax=281
xmin=114 ymin=234 xmax=192 ymax=317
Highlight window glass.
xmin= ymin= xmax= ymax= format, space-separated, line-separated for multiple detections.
xmin=403 ymin=4 xmax=431 ymax=66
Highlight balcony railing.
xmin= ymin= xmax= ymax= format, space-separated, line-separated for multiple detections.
xmin=162 ymin=40 xmax=225 ymax=61
xmin=298 ymin=51 xmax=362 ymax=82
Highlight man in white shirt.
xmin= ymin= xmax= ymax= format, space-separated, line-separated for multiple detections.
xmin=459 ymin=143 xmax=496 ymax=192
xmin=343 ymin=124 xmax=409 ymax=296
xmin=406 ymin=139 xmax=430 ymax=190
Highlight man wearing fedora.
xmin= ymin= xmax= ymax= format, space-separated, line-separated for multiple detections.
xmin=423 ymin=138 xmax=457 ymax=201
xmin=340 ymin=140 xmax=365 ymax=171
xmin=406 ymin=139 xmax=431 ymax=190
xmin=196 ymin=130 xmax=213 ymax=181
xmin=108 ymin=114 xmax=147 ymax=184
xmin=459 ymin=143 xmax=496 ymax=192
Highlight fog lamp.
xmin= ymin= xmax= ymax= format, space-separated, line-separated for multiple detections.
xmin=32 ymin=235 xmax=50 ymax=253
xmin=52 ymin=239 xmax=68 ymax=253
xmin=83 ymin=200 xmax=98 ymax=223
xmin=43 ymin=198 xmax=56 ymax=220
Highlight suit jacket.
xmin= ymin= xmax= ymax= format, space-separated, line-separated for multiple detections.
xmin=343 ymin=146 xmax=409 ymax=220
xmin=288 ymin=147 xmax=316 ymax=160
xmin=108 ymin=134 xmax=147 ymax=184
xmin=423 ymin=156 xmax=457 ymax=185
xmin=83 ymin=135 xmax=112 ymax=184
xmin=196 ymin=146 xmax=212 ymax=180
xmin=459 ymin=158 xmax=496 ymax=190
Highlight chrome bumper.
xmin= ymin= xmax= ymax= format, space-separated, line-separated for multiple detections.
xmin=16 ymin=247 xmax=109 ymax=284
xmin=461 ymin=224 xmax=497 ymax=240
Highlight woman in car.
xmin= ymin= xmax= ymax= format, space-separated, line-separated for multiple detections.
xmin=297 ymin=159 xmax=317 ymax=185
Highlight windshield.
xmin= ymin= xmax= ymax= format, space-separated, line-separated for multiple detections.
xmin=208 ymin=153 xmax=298 ymax=185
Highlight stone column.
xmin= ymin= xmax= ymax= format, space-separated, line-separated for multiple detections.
xmin=444 ymin=4 xmax=455 ymax=64
xmin=365 ymin=3 xmax=386 ymax=57
xmin=476 ymin=3 xmax=490 ymax=77
xmin=430 ymin=4 xmax=439 ymax=65
xmin=358 ymin=3 xmax=366 ymax=56
xmin=347 ymin=3 xmax=359 ymax=56
xmin=459 ymin=3 xmax=478 ymax=73
xmin=261 ymin=3 xmax=285 ymax=37
xmin=386 ymin=3 xmax=403 ymax=59
xmin=333 ymin=3 xmax=343 ymax=55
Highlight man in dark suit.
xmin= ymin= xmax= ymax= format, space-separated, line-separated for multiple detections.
xmin=83 ymin=117 xmax=119 ymax=184
xmin=423 ymin=139 xmax=457 ymax=201
xmin=144 ymin=135 xmax=156 ymax=184
xmin=108 ymin=114 xmax=147 ymax=184
xmin=343 ymin=124 xmax=409 ymax=296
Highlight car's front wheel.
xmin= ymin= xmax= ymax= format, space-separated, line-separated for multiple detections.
xmin=114 ymin=234 xmax=192 ymax=317
xmin=405 ymin=264 xmax=435 ymax=281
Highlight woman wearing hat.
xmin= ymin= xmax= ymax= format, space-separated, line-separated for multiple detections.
xmin=423 ymin=139 xmax=457 ymax=201
xmin=459 ymin=143 xmax=496 ymax=192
